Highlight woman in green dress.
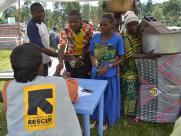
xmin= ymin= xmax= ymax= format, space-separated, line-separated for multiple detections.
xmin=120 ymin=11 xmax=141 ymax=117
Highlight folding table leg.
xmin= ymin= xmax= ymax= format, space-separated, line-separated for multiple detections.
xmin=83 ymin=115 xmax=90 ymax=136
xmin=98 ymin=94 xmax=104 ymax=136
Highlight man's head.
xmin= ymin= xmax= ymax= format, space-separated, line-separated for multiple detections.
xmin=68 ymin=10 xmax=82 ymax=32
xmin=10 ymin=43 xmax=43 ymax=83
xmin=30 ymin=2 xmax=45 ymax=22
xmin=52 ymin=26 xmax=57 ymax=31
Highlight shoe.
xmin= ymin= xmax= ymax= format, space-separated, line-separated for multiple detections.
xmin=103 ymin=124 xmax=108 ymax=131
xmin=129 ymin=117 xmax=139 ymax=124
xmin=90 ymin=121 xmax=96 ymax=129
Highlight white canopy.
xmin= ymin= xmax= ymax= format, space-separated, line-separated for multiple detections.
xmin=0 ymin=0 xmax=98 ymax=13
xmin=0 ymin=0 xmax=16 ymax=13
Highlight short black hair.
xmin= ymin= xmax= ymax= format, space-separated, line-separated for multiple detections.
xmin=10 ymin=43 xmax=42 ymax=83
xmin=52 ymin=26 xmax=57 ymax=31
xmin=68 ymin=10 xmax=81 ymax=18
xmin=30 ymin=2 xmax=43 ymax=14
xmin=101 ymin=13 xmax=115 ymax=24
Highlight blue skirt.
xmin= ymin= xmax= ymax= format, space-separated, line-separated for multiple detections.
xmin=91 ymin=74 xmax=121 ymax=126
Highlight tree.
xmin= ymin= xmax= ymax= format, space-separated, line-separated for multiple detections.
xmin=39 ymin=1 xmax=47 ymax=9
xmin=45 ymin=2 xmax=62 ymax=30
xmin=3 ymin=6 xmax=17 ymax=19
xmin=19 ymin=0 xmax=32 ymax=23
xmin=162 ymin=0 xmax=181 ymax=26
xmin=81 ymin=4 xmax=90 ymax=21
xmin=152 ymin=5 xmax=163 ymax=20
xmin=97 ymin=0 xmax=104 ymax=18
xmin=59 ymin=2 xmax=80 ymax=28
xmin=61 ymin=2 xmax=80 ymax=16
xmin=89 ymin=6 xmax=98 ymax=21
xmin=137 ymin=2 xmax=146 ymax=18
xmin=145 ymin=0 xmax=153 ymax=16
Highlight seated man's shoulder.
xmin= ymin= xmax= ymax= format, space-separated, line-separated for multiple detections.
xmin=36 ymin=76 xmax=65 ymax=84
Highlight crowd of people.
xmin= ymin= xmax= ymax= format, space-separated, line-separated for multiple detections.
xmin=1 ymin=2 xmax=180 ymax=136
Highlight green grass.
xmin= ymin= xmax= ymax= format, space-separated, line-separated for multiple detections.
xmin=0 ymin=49 xmax=174 ymax=136
xmin=0 ymin=50 xmax=12 ymax=72
xmin=90 ymin=117 xmax=173 ymax=136
xmin=0 ymin=50 xmax=12 ymax=89
xmin=0 ymin=50 xmax=11 ymax=136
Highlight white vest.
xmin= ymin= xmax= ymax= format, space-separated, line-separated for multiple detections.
xmin=36 ymin=22 xmax=50 ymax=64
xmin=6 ymin=76 xmax=82 ymax=136
xmin=26 ymin=22 xmax=50 ymax=64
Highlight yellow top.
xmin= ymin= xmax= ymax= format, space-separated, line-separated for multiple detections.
xmin=74 ymin=29 xmax=84 ymax=56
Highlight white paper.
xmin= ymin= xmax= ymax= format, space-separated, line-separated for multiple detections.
xmin=78 ymin=86 xmax=91 ymax=97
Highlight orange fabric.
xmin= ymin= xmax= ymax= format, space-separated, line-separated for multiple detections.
xmin=66 ymin=79 xmax=79 ymax=103
xmin=2 ymin=80 xmax=11 ymax=112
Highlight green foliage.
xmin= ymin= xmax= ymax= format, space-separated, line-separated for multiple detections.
xmin=137 ymin=0 xmax=181 ymax=26
xmin=152 ymin=5 xmax=163 ymax=20
xmin=61 ymin=2 xmax=81 ymax=16
xmin=1 ymin=1 xmax=102 ymax=30
xmin=2 ymin=6 xmax=17 ymax=20
xmin=162 ymin=0 xmax=181 ymax=26
xmin=0 ymin=50 xmax=12 ymax=72
xmin=81 ymin=4 xmax=90 ymax=21
xmin=45 ymin=2 xmax=81 ymax=30
xmin=146 ymin=0 xmax=153 ymax=15
xmin=19 ymin=0 xmax=32 ymax=23
xmin=0 ymin=110 xmax=7 ymax=136
xmin=2 ymin=0 xmax=181 ymax=30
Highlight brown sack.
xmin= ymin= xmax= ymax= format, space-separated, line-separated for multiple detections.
xmin=103 ymin=0 xmax=134 ymax=13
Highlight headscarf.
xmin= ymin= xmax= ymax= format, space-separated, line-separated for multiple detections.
xmin=124 ymin=11 xmax=139 ymax=26
xmin=121 ymin=11 xmax=139 ymax=32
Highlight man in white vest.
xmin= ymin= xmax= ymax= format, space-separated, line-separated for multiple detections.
xmin=27 ymin=2 xmax=58 ymax=76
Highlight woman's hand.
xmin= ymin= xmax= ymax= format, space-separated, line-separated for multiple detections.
xmin=64 ymin=54 xmax=76 ymax=62
xmin=74 ymin=57 xmax=84 ymax=68
xmin=91 ymin=57 xmax=99 ymax=67
xmin=48 ymin=60 xmax=52 ymax=67
xmin=56 ymin=62 xmax=64 ymax=74
xmin=98 ymin=65 xmax=109 ymax=76
xmin=62 ymin=71 xmax=70 ymax=79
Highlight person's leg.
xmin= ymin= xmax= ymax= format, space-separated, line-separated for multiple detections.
xmin=105 ymin=76 xmax=121 ymax=126
xmin=43 ymin=64 xmax=48 ymax=76
xmin=65 ymin=61 xmax=76 ymax=77
xmin=75 ymin=57 xmax=92 ymax=78
xmin=74 ymin=65 xmax=91 ymax=78
xmin=122 ymin=75 xmax=139 ymax=123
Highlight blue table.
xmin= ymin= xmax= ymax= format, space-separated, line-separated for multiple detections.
xmin=74 ymin=78 xmax=108 ymax=136
xmin=0 ymin=73 xmax=108 ymax=136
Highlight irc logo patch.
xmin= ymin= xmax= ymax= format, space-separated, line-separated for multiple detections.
xmin=24 ymin=84 xmax=56 ymax=131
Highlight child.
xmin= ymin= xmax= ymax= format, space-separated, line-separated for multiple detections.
xmin=89 ymin=14 xmax=124 ymax=128
xmin=2 ymin=43 xmax=82 ymax=136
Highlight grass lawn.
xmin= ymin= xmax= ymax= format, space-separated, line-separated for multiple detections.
xmin=0 ymin=49 xmax=174 ymax=136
